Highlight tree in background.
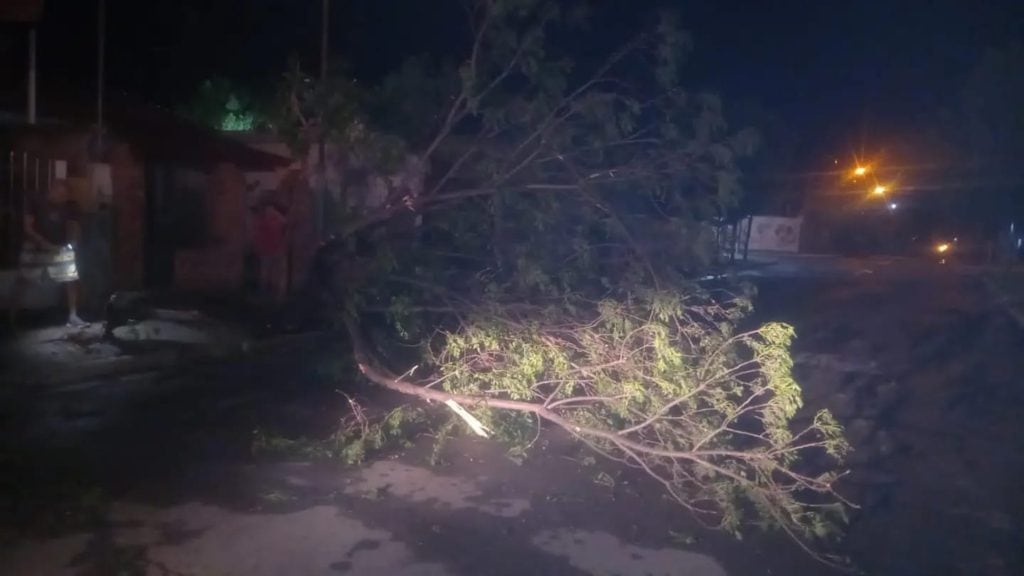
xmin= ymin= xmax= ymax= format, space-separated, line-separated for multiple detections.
xmin=179 ymin=76 xmax=268 ymax=132
xmin=728 ymin=100 xmax=803 ymax=217
xmin=279 ymin=0 xmax=850 ymax=561
xmin=928 ymin=41 xmax=1024 ymax=239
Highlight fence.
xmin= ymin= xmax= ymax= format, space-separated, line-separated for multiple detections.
xmin=1 ymin=151 xmax=61 ymax=268
xmin=0 ymin=151 xmax=67 ymax=308
xmin=715 ymin=216 xmax=753 ymax=263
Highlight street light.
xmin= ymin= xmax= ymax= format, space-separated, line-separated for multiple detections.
xmin=872 ymin=185 xmax=887 ymax=195
xmin=853 ymin=165 xmax=869 ymax=177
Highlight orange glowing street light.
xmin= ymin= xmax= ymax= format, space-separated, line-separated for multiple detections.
xmin=872 ymin=185 xmax=887 ymax=195
xmin=853 ymin=165 xmax=869 ymax=177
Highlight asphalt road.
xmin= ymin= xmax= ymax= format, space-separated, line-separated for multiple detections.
xmin=1 ymin=259 xmax=1021 ymax=575
xmin=755 ymin=268 xmax=1024 ymax=575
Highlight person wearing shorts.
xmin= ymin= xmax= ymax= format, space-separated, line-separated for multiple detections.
xmin=8 ymin=180 xmax=87 ymax=328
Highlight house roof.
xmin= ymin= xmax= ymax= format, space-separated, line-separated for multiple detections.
xmin=0 ymin=87 xmax=290 ymax=171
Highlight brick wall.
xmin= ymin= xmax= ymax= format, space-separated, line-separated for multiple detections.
xmin=109 ymin=143 xmax=146 ymax=290
xmin=174 ymin=163 xmax=246 ymax=292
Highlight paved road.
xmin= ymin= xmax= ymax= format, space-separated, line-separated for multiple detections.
xmin=1 ymin=455 xmax=734 ymax=576
xmin=1 ymin=261 xmax=1022 ymax=575
xmin=0 ymin=333 xmax=743 ymax=576
xmin=736 ymin=251 xmax=996 ymax=279
xmin=756 ymin=270 xmax=1024 ymax=575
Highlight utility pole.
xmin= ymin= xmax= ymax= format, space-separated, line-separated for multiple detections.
xmin=3 ymin=0 xmax=44 ymax=124
xmin=321 ymin=0 xmax=329 ymax=82
xmin=316 ymin=0 xmax=330 ymax=240
xmin=27 ymin=27 xmax=36 ymax=124
xmin=96 ymin=0 xmax=106 ymax=152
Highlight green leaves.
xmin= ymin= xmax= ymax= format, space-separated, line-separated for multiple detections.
xmin=289 ymin=1 xmax=847 ymax=558
xmin=424 ymin=290 xmax=849 ymax=550
xmin=276 ymin=0 xmax=761 ymax=280
xmin=178 ymin=77 xmax=267 ymax=132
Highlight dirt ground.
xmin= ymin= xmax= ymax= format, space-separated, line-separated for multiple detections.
xmin=1 ymin=268 xmax=1022 ymax=575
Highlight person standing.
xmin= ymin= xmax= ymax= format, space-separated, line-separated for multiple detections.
xmin=251 ymin=194 xmax=289 ymax=303
xmin=8 ymin=179 xmax=88 ymax=328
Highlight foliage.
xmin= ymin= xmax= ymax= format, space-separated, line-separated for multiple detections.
xmin=276 ymin=60 xmax=409 ymax=173
xmin=925 ymin=40 xmax=1024 ymax=230
xmin=278 ymin=0 xmax=850 ymax=561
xmin=252 ymin=403 xmax=425 ymax=465
xmin=959 ymin=42 xmax=1024 ymax=170
xmin=178 ymin=77 xmax=266 ymax=132
xmin=431 ymin=289 xmax=850 ymax=542
xmin=281 ymin=0 xmax=757 ymax=246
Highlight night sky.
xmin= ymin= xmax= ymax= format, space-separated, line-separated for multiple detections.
xmin=3 ymin=0 xmax=1024 ymax=197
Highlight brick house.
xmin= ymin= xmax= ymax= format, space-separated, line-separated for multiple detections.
xmin=1 ymin=90 xmax=290 ymax=311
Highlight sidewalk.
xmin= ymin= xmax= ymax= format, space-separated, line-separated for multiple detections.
xmin=1 ymin=317 xmax=331 ymax=390
xmin=0 ymin=313 xmax=255 ymax=387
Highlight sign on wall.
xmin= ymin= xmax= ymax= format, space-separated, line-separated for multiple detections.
xmin=746 ymin=215 xmax=802 ymax=252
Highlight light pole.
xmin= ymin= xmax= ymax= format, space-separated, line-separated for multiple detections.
xmin=321 ymin=0 xmax=329 ymax=82
xmin=96 ymin=0 xmax=106 ymax=152
xmin=27 ymin=26 xmax=36 ymax=124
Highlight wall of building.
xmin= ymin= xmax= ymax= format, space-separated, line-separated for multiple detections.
xmin=109 ymin=141 xmax=146 ymax=290
xmin=3 ymin=124 xmax=299 ymax=313
xmin=173 ymin=162 xmax=247 ymax=292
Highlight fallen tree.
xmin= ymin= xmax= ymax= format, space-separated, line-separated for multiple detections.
xmin=279 ymin=0 xmax=851 ymax=561
xmin=346 ymin=292 xmax=850 ymax=551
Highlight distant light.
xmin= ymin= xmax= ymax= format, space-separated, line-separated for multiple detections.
xmin=873 ymin=185 xmax=887 ymax=195
xmin=888 ymin=202 xmax=898 ymax=210
xmin=854 ymin=166 xmax=869 ymax=177
xmin=1012 ymin=222 xmax=1016 ymax=233
xmin=1018 ymin=238 xmax=1022 ymax=249
xmin=953 ymin=237 xmax=958 ymax=243
xmin=936 ymin=243 xmax=950 ymax=253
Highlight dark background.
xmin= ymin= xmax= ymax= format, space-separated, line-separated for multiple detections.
xmin=3 ymin=0 xmax=1024 ymax=225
